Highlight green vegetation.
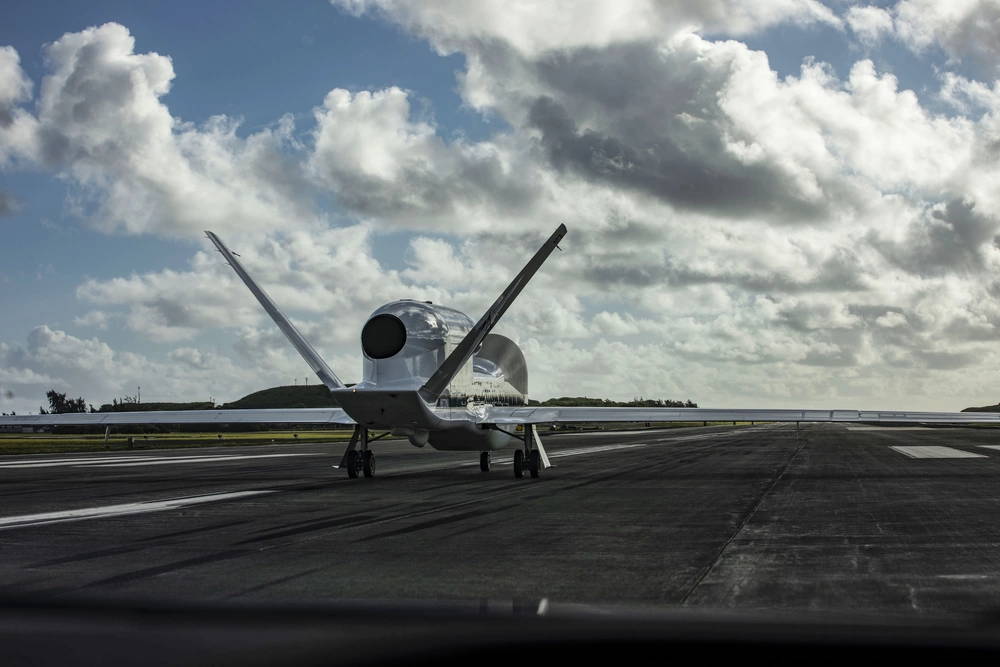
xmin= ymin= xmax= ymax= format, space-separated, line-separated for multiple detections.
xmin=529 ymin=396 xmax=697 ymax=408
xmin=0 ymin=429 xmax=358 ymax=455
xmin=99 ymin=401 xmax=215 ymax=412
xmin=37 ymin=390 xmax=89 ymax=414
xmin=221 ymin=384 xmax=339 ymax=409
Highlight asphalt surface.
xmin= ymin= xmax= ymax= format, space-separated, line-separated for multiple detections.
xmin=2 ymin=423 xmax=1000 ymax=619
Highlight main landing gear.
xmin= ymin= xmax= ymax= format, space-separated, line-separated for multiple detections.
xmin=338 ymin=426 xmax=383 ymax=479
xmin=512 ymin=449 xmax=542 ymax=479
xmin=479 ymin=425 xmax=547 ymax=479
xmin=513 ymin=425 xmax=549 ymax=479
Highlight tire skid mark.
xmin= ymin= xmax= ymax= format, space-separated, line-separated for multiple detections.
xmin=134 ymin=519 xmax=253 ymax=543
xmin=228 ymin=565 xmax=329 ymax=598
xmin=81 ymin=549 xmax=251 ymax=588
xmin=243 ymin=487 xmax=534 ymax=546
xmin=356 ymin=503 xmax=521 ymax=542
xmin=245 ymin=508 xmax=374 ymax=535
xmin=237 ymin=514 xmax=383 ymax=544
xmin=31 ymin=543 xmax=147 ymax=568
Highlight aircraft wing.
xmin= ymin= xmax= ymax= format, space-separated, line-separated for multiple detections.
xmin=478 ymin=406 xmax=1000 ymax=425
xmin=205 ymin=231 xmax=346 ymax=391
xmin=0 ymin=408 xmax=354 ymax=427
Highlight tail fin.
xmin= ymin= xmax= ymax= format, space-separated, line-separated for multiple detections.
xmin=418 ymin=224 xmax=567 ymax=402
xmin=205 ymin=231 xmax=346 ymax=390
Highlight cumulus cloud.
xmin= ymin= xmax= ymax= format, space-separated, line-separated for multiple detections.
xmin=1 ymin=325 xmax=143 ymax=411
xmin=308 ymin=87 xmax=543 ymax=231
xmin=895 ymin=0 xmax=1000 ymax=76
xmin=6 ymin=12 xmax=1000 ymax=412
xmin=871 ymin=198 xmax=1000 ymax=276
xmin=0 ymin=325 xmax=274 ymax=413
xmin=846 ymin=6 xmax=894 ymax=46
xmin=314 ymin=11 xmax=995 ymax=229
xmin=72 ymin=310 xmax=110 ymax=330
xmin=847 ymin=1 xmax=1000 ymax=79
xmin=0 ymin=45 xmax=31 ymax=126
xmin=939 ymin=72 xmax=1000 ymax=114
xmin=75 ymin=222 xmax=444 ymax=345
xmin=335 ymin=0 xmax=840 ymax=57
xmin=592 ymin=311 xmax=643 ymax=337
xmin=5 ymin=23 xmax=317 ymax=238
xmin=0 ymin=45 xmax=38 ymax=166
xmin=0 ymin=191 xmax=17 ymax=216
xmin=522 ymin=40 xmax=828 ymax=221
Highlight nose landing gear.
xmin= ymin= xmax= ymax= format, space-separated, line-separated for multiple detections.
xmin=337 ymin=426 xmax=385 ymax=479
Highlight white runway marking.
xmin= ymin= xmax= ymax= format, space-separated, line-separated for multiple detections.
xmin=0 ymin=490 xmax=274 ymax=531
xmin=890 ymin=445 xmax=986 ymax=459
xmin=0 ymin=452 xmax=325 ymax=469
xmin=488 ymin=442 xmax=648 ymax=466
xmin=848 ymin=426 xmax=937 ymax=431
xmin=0 ymin=456 xmax=159 ymax=466
xmin=484 ymin=427 xmax=777 ymax=467
xmin=87 ymin=453 xmax=326 ymax=468
xmin=565 ymin=426 xmax=773 ymax=438
xmin=548 ymin=443 xmax=649 ymax=458
xmin=562 ymin=430 xmax=672 ymax=437
xmin=978 ymin=445 xmax=1000 ymax=452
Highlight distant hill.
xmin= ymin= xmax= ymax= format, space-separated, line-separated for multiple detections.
xmin=98 ymin=389 xmax=691 ymax=411
xmin=962 ymin=403 xmax=1000 ymax=413
xmin=221 ymin=385 xmax=339 ymax=409
xmin=221 ymin=389 xmax=695 ymax=410
xmin=99 ymin=401 xmax=215 ymax=412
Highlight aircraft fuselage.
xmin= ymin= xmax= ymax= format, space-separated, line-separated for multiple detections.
xmin=343 ymin=299 xmax=528 ymax=451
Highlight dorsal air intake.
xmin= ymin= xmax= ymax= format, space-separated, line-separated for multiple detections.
xmin=361 ymin=314 xmax=407 ymax=359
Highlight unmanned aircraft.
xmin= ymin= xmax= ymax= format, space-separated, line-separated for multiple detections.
xmin=4 ymin=224 xmax=1000 ymax=479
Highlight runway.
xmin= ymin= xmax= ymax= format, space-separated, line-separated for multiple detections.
xmin=3 ymin=423 xmax=1000 ymax=619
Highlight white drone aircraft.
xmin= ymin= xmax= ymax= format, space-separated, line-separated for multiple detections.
xmin=3 ymin=224 xmax=999 ymax=479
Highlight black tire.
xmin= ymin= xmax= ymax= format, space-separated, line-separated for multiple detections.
xmin=513 ymin=449 xmax=524 ymax=479
xmin=480 ymin=451 xmax=492 ymax=472
xmin=346 ymin=450 xmax=359 ymax=479
xmin=528 ymin=450 xmax=541 ymax=478
xmin=363 ymin=450 xmax=376 ymax=478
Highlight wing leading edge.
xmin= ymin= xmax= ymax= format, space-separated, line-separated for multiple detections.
xmin=478 ymin=406 xmax=1000 ymax=425
xmin=205 ymin=231 xmax=346 ymax=391
xmin=0 ymin=408 xmax=354 ymax=426
xmin=418 ymin=223 xmax=567 ymax=402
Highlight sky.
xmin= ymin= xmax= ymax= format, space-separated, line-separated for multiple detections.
xmin=2 ymin=0 xmax=1000 ymax=414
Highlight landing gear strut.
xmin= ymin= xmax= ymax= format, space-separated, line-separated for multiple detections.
xmin=339 ymin=426 xmax=377 ymax=479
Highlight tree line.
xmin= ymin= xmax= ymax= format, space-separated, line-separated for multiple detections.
xmin=529 ymin=396 xmax=697 ymax=407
